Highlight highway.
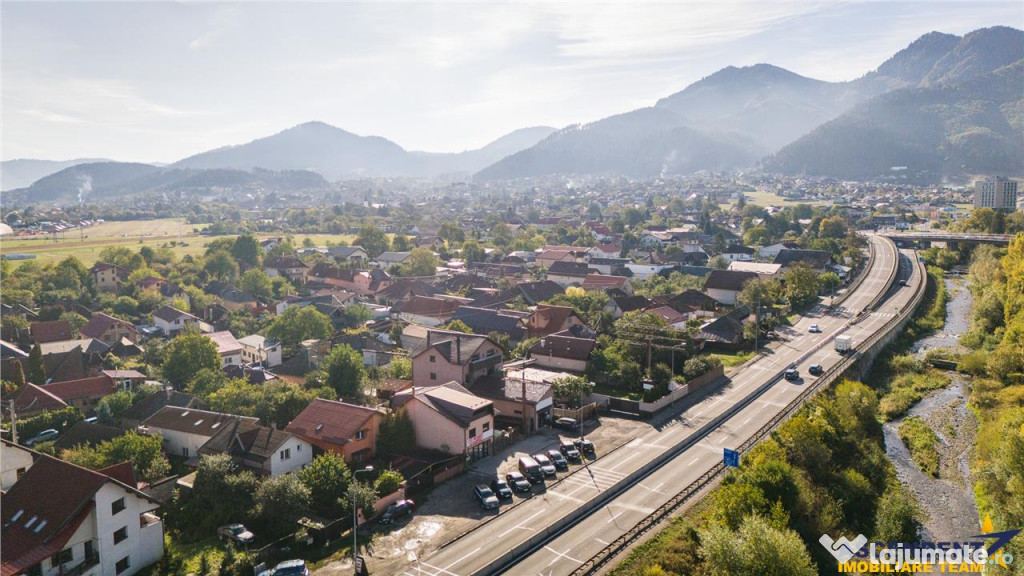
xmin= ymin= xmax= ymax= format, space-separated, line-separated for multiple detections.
xmin=403 ymin=235 xmax=912 ymax=576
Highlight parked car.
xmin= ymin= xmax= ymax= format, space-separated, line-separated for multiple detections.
xmin=506 ymin=471 xmax=532 ymax=494
xmin=258 ymin=560 xmax=309 ymax=576
xmin=808 ymin=364 xmax=824 ymax=376
xmin=573 ymin=438 xmax=596 ymax=457
xmin=784 ymin=368 xmax=800 ymax=381
xmin=765 ymin=331 xmax=779 ymax=340
xmin=809 ymin=324 xmax=822 ymax=333
xmin=24 ymin=429 xmax=59 ymax=447
xmin=490 ymin=478 xmax=513 ymax=500
xmin=532 ymin=453 xmax=557 ymax=478
xmin=553 ymin=417 xmax=579 ymax=431
xmin=217 ymin=524 xmax=254 ymax=546
xmin=547 ymin=450 xmax=569 ymax=471
xmin=379 ymin=499 xmax=415 ymax=524
xmin=474 ymin=484 xmax=500 ymax=510
xmin=518 ymin=456 xmax=545 ymax=484
xmin=559 ymin=441 xmax=581 ymax=462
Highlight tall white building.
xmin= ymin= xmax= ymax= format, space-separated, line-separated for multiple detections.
xmin=974 ymin=177 xmax=1019 ymax=211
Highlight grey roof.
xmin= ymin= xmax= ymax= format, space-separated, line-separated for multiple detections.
xmin=449 ymin=306 xmax=527 ymax=341
xmin=773 ymin=249 xmax=833 ymax=269
xmin=53 ymin=421 xmax=124 ymax=451
xmin=698 ymin=305 xmax=752 ymax=344
xmin=530 ymin=332 xmax=596 ymax=362
xmin=704 ymin=270 xmax=758 ymax=292
xmin=142 ymin=406 xmax=258 ymax=437
xmin=548 ymin=261 xmax=591 ymax=276
xmin=420 ymin=385 xmax=493 ymax=427
xmin=152 ymin=305 xmax=197 ymax=323
xmin=199 ymin=419 xmax=296 ymax=463
xmin=471 ymin=373 xmax=553 ymax=405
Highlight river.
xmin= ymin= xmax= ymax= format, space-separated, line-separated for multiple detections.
xmin=883 ymin=278 xmax=980 ymax=541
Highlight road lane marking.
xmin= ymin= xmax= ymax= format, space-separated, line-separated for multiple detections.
xmin=442 ymin=546 xmax=481 ymax=573
xmin=498 ymin=510 xmax=545 ymax=537
xmin=689 ymin=456 xmax=700 ymax=465
xmin=544 ymin=546 xmax=582 ymax=567
xmin=606 ymin=510 xmax=625 ymax=524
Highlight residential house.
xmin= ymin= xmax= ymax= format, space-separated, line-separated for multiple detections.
xmin=392 ymin=296 xmax=462 ymax=327
xmin=120 ymin=389 xmax=206 ymax=431
xmin=697 ymin=305 xmax=752 ymax=350
xmin=604 ymin=294 xmax=651 ymax=319
xmin=1 ymin=339 xmax=29 ymax=378
xmin=205 ymin=283 xmax=257 ymax=312
xmin=259 ymin=237 xmax=283 ymax=252
xmin=206 ymin=331 xmax=243 ymax=368
xmin=237 ymin=335 xmax=282 ymax=368
xmin=625 ymin=262 xmax=676 ymax=280
xmin=329 ymin=245 xmax=370 ymax=264
xmin=140 ymin=406 xmax=258 ymax=460
xmin=469 ymin=373 xmax=553 ymax=433
xmin=30 ymin=320 xmax=73 ymax=345
xmin=375 ymin=251 xmax=413 ymax=270
xmin=42 ymin=375 xmax=117 ymax=415
xmin=39 ymin=339 xmax=111 ymax=383
xmin=773 ymin=249 xmax=833 ymax=272
xmin=89 ymin=262 xmax=128 ymax=292
xmin=722 ymin=244 xmax=756 ymax=262
xmin=285 ymin=399 xmax=382 ymax=464
xmin=656 ymin=289 xmax=720 ymax=317
xmin=10 ymin=383 xmax=69 ymax=418
xmin=152 ymin=306 xmax=199 ymax=337
xmin=644 ymin=306 xmax=690 ymax=329
xmin=411 ymin=330 xmax=504 ymax=387
xmin=0 ymin=454 xmax=164 ymax=576
xmin=727 ymin=261 xmax=782 ymax=276
xmin=263 ymin=256 xmax=309 ymax=285
xmin=546 ymin=261 xmax=591 ymax=287
xmin=374 ymin=279 xmax=438 ymax=306
xmin=53 ymin=421 xmax=125 ymax=452
xmin=585 ymin=257 xmax=630 ymax=276
xmin=757 ymin=241 xmax=800 ymax=261
xmin=1 ymin=439 xmax=35 ymax=491
xmin=534 ymin=249 xmax=577 ymax=270
xmin=580 ymin=274 xmax=632 ymax=295
xmin=80 ymin=313 xmax=139 ymax=346
xmin=587 ymin=243 xmax=622 ymax=260
xmin=529 ymin=331 xmax=596 ymax=373
xmin=524 ymin=305 xmax=588 ymax=339
xmin=392 ymin=383 xmax=495 ymax=457
xmin=704 ymin=270 xmax=758 ymax=306
xmin=135 ymin=276 xmax=168 ymax=294
xmin=308 ymin=264 xmax=390 ymax=297
xmin=447 ymin=306 xmax=528 ymax=344
xmin=198 ymin=420 xmax=312 ymax=477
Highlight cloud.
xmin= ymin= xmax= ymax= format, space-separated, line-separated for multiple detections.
xmin=21 ymin=109 xmax=85 ymax=124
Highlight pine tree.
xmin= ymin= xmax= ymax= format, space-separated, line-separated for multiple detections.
xmin=27 ymin=344 xmax=46 ymax=384
xmin=10 ymin=360 xmax=26 ymax=388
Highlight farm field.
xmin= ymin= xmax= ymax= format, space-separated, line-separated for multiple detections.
xmin=0 ymin=218 xmax=358 ymax=267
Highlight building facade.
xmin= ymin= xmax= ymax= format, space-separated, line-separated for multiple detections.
xmin=974 ymin=177 xmax=1019 ymax=211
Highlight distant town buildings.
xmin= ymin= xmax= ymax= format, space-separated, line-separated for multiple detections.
xmin=973 ymin=177 xmax=1019 ymax=211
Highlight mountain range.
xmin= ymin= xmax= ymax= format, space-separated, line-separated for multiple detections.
xmin=5 ymin=25 xmax=1022 ymax=201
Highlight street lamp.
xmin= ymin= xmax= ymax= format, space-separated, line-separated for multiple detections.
xmin=352 ymin=465 xmax=374 ymax=575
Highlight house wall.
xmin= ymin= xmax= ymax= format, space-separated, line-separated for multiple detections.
xmin=723 ymin=253 xmax=753 ymax=262
xmin=240 ymin=342 xmax=282 ymax=367
xmin=530 ymin=355 xmax=587 ymax=373
xmin=154 ymin=316 xmax=197 ymax=336
xmin=268 ymin=436 xmax=313 ymax=476
xmin=625 ymin=264 xmax=674 ymax=280
xmin=147 ymin=427 xmax=211 ymax=459
xmin=398 ymin=312 xmax=447 ymax=327
xmin=707 ymin=287 xmax=739 ymax=306
xmin=464 ymin=413 xmax=494 ymax=451
xmin=413 ymin=353 xmax=466 ymax=387
xmin=0 ymin=442 xmax=34 ymax=491
xmin=219 ymin=352 xmax=243 ymax=368
xmin=93 ymin=482 xmax=162 ymax=576
xmin=96 ymin=324 xmax=139 ymax=345
xmin=405 ymin=399 xmax=472 ymax=454
xmin=547 ymin=273 xmax=586 ymax=287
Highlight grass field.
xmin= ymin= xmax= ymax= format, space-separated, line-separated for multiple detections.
xmin=719 ymin=189 xmax=833 ymax=210
xmin=1 ymin=218 xmax=357 ymax=267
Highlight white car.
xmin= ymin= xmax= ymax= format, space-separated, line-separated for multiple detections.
xmin=24 ymin=429 xmax=59 ymax=446
xmin=808 ymin=324 xmax=822 ymax=333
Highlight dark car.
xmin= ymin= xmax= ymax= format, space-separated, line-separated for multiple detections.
xmin=560 ymin=441 xmax=581 ymax=462
xmin=490 ymin=478 xmax=513 ymax=500
xmin=808 ymin=364 xmax=824 ymax=376
xmin=553 ymin=417 xmax=580 ymax=431
xmin=899 ymin=279 xmax=909 ymax=287
xmin=574 ymin=438 xmax=596 ymax=457
xmin=784 ymin=368 xmax=800 ymax=381
xmin=379 ymin=499 xmax=415 ymax=524
xmin=547 ymin=450 xmax=569 ymax=471
xmin=506 ymin=471 xmax=532 ymax=493
xmin=474 ymin=484 xmax=500 ymax=510
xmin=532 ymin=453 xmax=557 ymax=478
xmin=217 ymin=523 xmax=254 ymax=546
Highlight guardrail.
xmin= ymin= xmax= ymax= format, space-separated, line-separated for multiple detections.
xmin=863 ymin=236 xmax=899 ymax=313
xmin=569 ymin=249 xmax=927 ymax=575
xmin=830 ymin=236 xmax=875 ymax=308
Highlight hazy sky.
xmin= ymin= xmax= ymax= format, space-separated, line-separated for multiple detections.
xmin=2 ymin=2 xmax=1021 ymax=163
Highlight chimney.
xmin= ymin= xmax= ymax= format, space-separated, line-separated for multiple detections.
xmin=456 ymin=336 xmax=462 ymax=365
xmin=426 ymin=330 xmax=431 ymax=348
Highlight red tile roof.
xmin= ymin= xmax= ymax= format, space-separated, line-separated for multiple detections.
xmin=580 ymin=274 xmax=628 ymax=292
xmin=12 ymin=383 xmax=68 ymax=413
xmin=79 ymin=312 xmax=136 ymax=339
xmin=42 ymin=375 xmax=115 ymax=402
xmin=30 ymin=320 xmax=73 ymax=344
xmin=285 ymin=398 xmax=378 ymax=448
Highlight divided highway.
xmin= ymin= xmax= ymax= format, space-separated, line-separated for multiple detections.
xmin=404 ymin=235 xmax=911 ymax=576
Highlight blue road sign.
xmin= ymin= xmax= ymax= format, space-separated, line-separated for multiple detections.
xmin=724 ymin=448 xmax=740 ymax=468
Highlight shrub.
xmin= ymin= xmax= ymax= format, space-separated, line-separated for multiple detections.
xmin=898 ymin=416 xmax=940 ymax=477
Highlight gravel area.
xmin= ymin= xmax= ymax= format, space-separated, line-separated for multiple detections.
xmin=912 ymin=278 xmax=970 ymax=355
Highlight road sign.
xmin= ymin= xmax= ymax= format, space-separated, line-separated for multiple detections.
xmin=723 ymin=448 xmax=740 ymax=468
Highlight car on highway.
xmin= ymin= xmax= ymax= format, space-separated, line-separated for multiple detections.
xmin=899 ymin=279 xmax=909 ymax=287
xmin=24 ymin=429 xmax=59 ymax=447
xmin=533 ymin=453 xmax=557 ymax=478
xmin=490 ymin=478 xmax=513 ymax=500
xmin=217 ymin=523 xmax=255 ymax=546
xmin=474 ymin=484 xmax=500 ymax=510
xmin=808 ymin=364 xmax=824 ymax=376
xmin=574 ymin=438 xmax=596 ymax=458
xmin=257 ymin=560 xmax=309 ymax=576
xmin=547 ymin=450 xmax=569 ymax=471
xmin=506 ymin=471 xmax=532 ymax=494
xmin=379 ymin=499 xmax=415 ymax=524
xmin=553 ymin=417 xmax=579 ymax=431
xmin=559 ymin=441 xmax=581 ymax=462
xmin=808 ymin=324 xmax=822 ymax=333
xmin=784 ymin=368 xmax=800 ymax=382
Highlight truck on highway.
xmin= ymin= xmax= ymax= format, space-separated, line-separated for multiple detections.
xmin=835 ymin=335 xmax=853 ymax=354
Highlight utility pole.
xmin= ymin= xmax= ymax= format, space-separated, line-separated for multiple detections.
xmin=8 ymin=400 xmax=18 ymax=445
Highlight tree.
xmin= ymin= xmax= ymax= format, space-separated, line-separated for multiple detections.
xmin=355 ymin=224 xmax=390 ymax=258
xmin=442 ymin=319 xmax=473 ymax=333
xmin=323 ymin=344 xmax=366 ymax=398
xmin=237 ymin=269 xmax=273 ymax=300
xmin=95 ymin=390 xmax=135 ymax=425
xmin=340 ymin=304 xmax=373 ymax=328
xmin=391 ymin=234 xmax=410 ymax=252
xmin=9 ymin=361 xmax=26 ymax=389
xmin=204 ymin=249 xmax=239 ymax=282
xmin=27 ymin=343 xmax=46 ymax=384
xmin=162 ymin=333 xmax=220 ymax=388
xmin=186 ymin=368 xmax=229 ymax=397
xmin=267 ymin=306 xmax=332 ymax=351
xmin=460 ymin=240 xmax=485 ymax=264
xmin=708 ymin=255 xmax=730 ymax=270
xmin=252 ymin=474 xmax=311 ymax=536
xmin=298 ymin=452 xmax=353 ymax=518
xmin=62 ymin=432 xmax=171 ymax=483
xmin=374 ymin=470 xmax=404 ymax=497
xmin=231 ymin=235 xmax=262 ymax=268
xmin=818 ymin=216 xmax=848 ymax=239
xmin=737 ymin=276 xmax=783 ymax=310
xmin=648 ymin=363 xmax=672 ymax=400
xmin=874 ymin=487 xmax=919 ymax=543
xmin=377 ymin=409 xmax=416 ymax=455
xmin=782 ymin=264 xmax=821 ymax=310
xmin=551 ymin=376 xmax=594 ymax=407
xmin=404 ymin=247 xmax=439 ymax=277
xmin=699 ymin=514 xmax=816 ymax=576
xmin=177 ymin=454 xmax=260 ymax=538
xmin=819 ymin=271 xmax=841 ymax=296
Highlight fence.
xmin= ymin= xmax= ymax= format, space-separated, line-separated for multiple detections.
xmin=551 ymin=403 xmax=599 ymax=422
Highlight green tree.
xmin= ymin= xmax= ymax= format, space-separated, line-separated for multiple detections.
xmin=204 ymin=249 xmax=239 ymax=282
xmin=373 ymin=469 xmax=404 ymax=497
xmin=8 ymin=361 xmax=26 ymax=389
xmin=177 ymin=454 xmax=260 ymax=539
xmin=699 ymin=514 xmax=816 ymax=576
xmin=782 ymin=263 xmax=821 ymax=310
xmin=551 ymin=375 xmax=594 ymax=407
xmin=238 ymin=268 xmax=273 ymax=300
xmin=267 ymin=306 xmax=332 ymax=351
xmin=162 ymin=333 xmax=220 ymax=388
xmin=737 ymin=276 xmax=783 ymax=310
xmin=873 ymin=487 xmax=920 ymax=542
xmin=27 ymin=343 xmax=46 ymax=384
xmin=818 ymin=216 xmax=848 ymax=238
xmin=231 ymin=234 xmax=262 ymax=268
xmin=442 ymin=319 xmax=473 ymax=333
xmin=95 ymin=390 xmax=135 ymax=425
xmin=323 ymin=344 xmax=366 ymax=398
xmin=62 ymin=432 xmax=171 ymax=482
xmin=377 ymin=409 xmax=416 ymax=455
xmin=355 ymin=224 xmax=390 ymax=258
xmin=390 ymin=234 xmax=410 ymax=252
xmin=299 ymin=452 xmax=353 ymax=517
xmin=252 ymin=474 xmax=311 ymax=536
xmin=404 ymin=247 xmax=440 ymax=277
xmin=460 ymin=240 xmax=486 ymax=264
xmin=186 ymin=368 xmax=229 ymax=397
xmin=708 ymin=255 xmax=730 ymax=270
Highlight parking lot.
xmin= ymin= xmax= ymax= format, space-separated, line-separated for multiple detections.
xmin=314 ymin=413 xmax=656 ymax=575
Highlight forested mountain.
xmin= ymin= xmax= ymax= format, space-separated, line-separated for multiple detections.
xmin=1 ymin=158 xmax=110 ymax=191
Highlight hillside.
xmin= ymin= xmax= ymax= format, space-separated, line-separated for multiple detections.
xmin=1 ymin=158 xmax=111 ymax=191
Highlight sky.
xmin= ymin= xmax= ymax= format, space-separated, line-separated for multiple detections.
xmin=2 ymin=2 xmax=1022 ymax=164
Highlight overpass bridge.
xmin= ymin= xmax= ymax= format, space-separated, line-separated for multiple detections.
xmin=880 ymin=231 xmax=1015 ymax=245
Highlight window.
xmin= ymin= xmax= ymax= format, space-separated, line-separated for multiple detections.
xmin=355 ymin=429 xmax=367 ymax=440
xmin=115 ymin=557 xmax=130 ymax=575
xmin=51 ymin=548 xmax=73 ymax=567
xmin=430 ymin=372 xmax=437 ymax=381
xmin=296 ymin=444 xmax=302 ymax=451
xmin=181 ymin=447 xmax=189 ymax=457
xmin=280 ymin=449 xmax=291 ymax=461
xmin=16 ymin=467 xmax=25 ymax=480
xmin=483 ymin=422 xmax=490 ymax=432
xmin=468 ymin=427 xmax=477 ymax=438
xmin=429 ymin=355 xmax=436 ymax=363
xmin=84 ymin=541 xmax=96 ymax=561
xmin=27 ymin=564 xmax=42 ymax=576
xmin=113 ymin=526 xmax=128 ymax=545
xmin=112 ymin=497 xmax=125 ymax=515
